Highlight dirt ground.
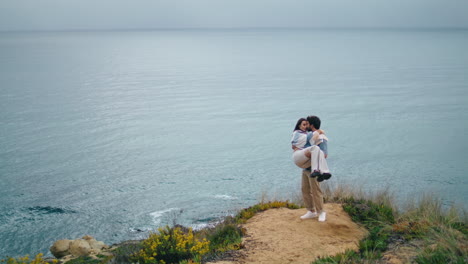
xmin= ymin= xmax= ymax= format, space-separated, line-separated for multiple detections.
xmin=208 ymin=203 xmax=368 ymax=264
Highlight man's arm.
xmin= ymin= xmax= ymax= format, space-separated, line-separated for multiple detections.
xmin=318 ymin=140 xmax=328 ymax=158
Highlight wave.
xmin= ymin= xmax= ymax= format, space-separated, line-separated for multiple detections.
xmin=214 ymin=194 xmax=238 ymax=200
xmin=191 ymin=222 xmax=217 ymax=230
xmin=149 ymin=208 xmax=181 ymax=225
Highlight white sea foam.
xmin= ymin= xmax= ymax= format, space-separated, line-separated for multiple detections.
xmin=191 ymin=222 xmax=217 ymax=231
xmin=214 ymin=194 xmax=238 ymax=200
xmin=149 ymin=208 xmax=181 ymax=225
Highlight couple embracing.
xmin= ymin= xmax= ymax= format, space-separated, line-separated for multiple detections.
xmin=291 ymin=115 xmax=331 ymax=222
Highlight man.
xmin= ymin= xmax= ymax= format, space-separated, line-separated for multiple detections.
xmin=300 ymin=115 xmax=327 ymax=222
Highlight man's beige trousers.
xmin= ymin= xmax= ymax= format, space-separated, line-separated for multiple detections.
xmin=301 ymin=170 xmax=324 ymax=213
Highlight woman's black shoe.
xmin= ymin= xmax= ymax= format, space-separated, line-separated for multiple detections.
xmin=310 ymin=170 xmax=321 ymax=178
xmin=317 ymin=175 xmax=325 ymax=182
xmin=322 ymin=173 xmax=332 ymax=180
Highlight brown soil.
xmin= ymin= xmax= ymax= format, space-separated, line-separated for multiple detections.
xmin=208 ymin=203 xmax=368 ymax=264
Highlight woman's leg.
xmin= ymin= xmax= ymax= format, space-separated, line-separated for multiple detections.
xmin=309 ymin=146 xmax=321 ymax=172
xmin=294 ymin=147 xmax=330 ymax=174
xmin=293 ymin=149 xmax=311 ymax=168
xmin=317 ymin=149 xmax=330 ymax=173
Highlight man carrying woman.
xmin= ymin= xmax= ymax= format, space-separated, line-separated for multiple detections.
xmin=291 ymin=115 xmax=331 ymax=222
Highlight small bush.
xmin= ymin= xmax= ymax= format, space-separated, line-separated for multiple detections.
xmin=112 ymin=241 xmax=142 ymax=264
xmin=359 ymin=226 xmax=390 ymax=254
xmin=392 ymin=220 xmax=431 ymax=239
xmin=131 ymin=226 xmax=209 ymax=264
xmin=207 ymin=224 xmax=243 ymax=252
xmin=342 ymin=198 xmax=394 ymax=226
xmin=0 ymin=254 xmax=57 ymax=264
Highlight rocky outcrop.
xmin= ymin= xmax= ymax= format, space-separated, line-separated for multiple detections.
xmin=49 ymin=239 xmax=73 ymax=258
xmin=50 ymin=235 xmax=109 ymax=259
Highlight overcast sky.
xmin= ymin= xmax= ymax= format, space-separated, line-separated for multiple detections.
xmin=1 ymin=0 xmax=468 ymax=31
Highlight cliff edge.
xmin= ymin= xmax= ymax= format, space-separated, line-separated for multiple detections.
xmin=209 ymin=203 xmax=367 ymax=264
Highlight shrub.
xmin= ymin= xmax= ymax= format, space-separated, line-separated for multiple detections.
xmin=392 ymin=220 xmax=431 ymax=239
xmin=0 ymin=253 xmax=57 ymax=264
xmin=207 ymin=224 xmax=243 ymax=252
xmin=342 ymin=198 xmax=394 ymax=226
xmin=131 ymin=226 xmax=210 ymax=264
xmin=112 ymin=241 xmax=142 ymax=264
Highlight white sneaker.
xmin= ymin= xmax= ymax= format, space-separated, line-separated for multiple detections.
xmin=300 ymin=211 xmax=318 ymax=219
xmin=318 ymin=211 xmax=327 ymax=222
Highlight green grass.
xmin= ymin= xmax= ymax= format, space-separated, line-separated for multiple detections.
xmin=415 ymin=244 xmax=467 ymax=264
xmin=206 ymin=224 xmax=242 ymax=251
xmin=111 ymin=241 xmax=142 ymax=264
xmin=313 ymin=185 xmax=468 ymax=264
xmin=313 ymin=197 xmax=395 ymax=263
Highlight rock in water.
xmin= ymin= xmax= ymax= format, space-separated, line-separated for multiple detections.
xmin=82 ymin=235 xmax=94 ymax=240
xmin=50 ymin=239 xmax=72 ymax=258
xmin=69 ymin=239 xmax=91 ymax=256
xmin=50 ymin=236 xmax=109 ymax=259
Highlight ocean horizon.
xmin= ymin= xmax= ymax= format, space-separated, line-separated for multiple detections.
xmin=1 ymin=28 xmax=467 ymax=258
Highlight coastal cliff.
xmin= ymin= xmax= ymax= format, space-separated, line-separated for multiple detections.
xmin=3 ymin=193 xmax=467 ymax=264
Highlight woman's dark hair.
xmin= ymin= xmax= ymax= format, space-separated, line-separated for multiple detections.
xmin=294 ymin=118 xmax=307 ymax=131
xmin=307 ymin=115 xmax=321 ymax=129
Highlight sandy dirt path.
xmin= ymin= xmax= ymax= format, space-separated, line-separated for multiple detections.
xmin=209 ymin=203 xmax=367 ymax=264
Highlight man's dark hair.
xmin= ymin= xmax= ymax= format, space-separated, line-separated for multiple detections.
xmin=307 ymin=115 xmax=321 ymax=129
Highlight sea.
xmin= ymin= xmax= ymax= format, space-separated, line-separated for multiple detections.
xmin=0 ymin=29 xmax=467 ymax=258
